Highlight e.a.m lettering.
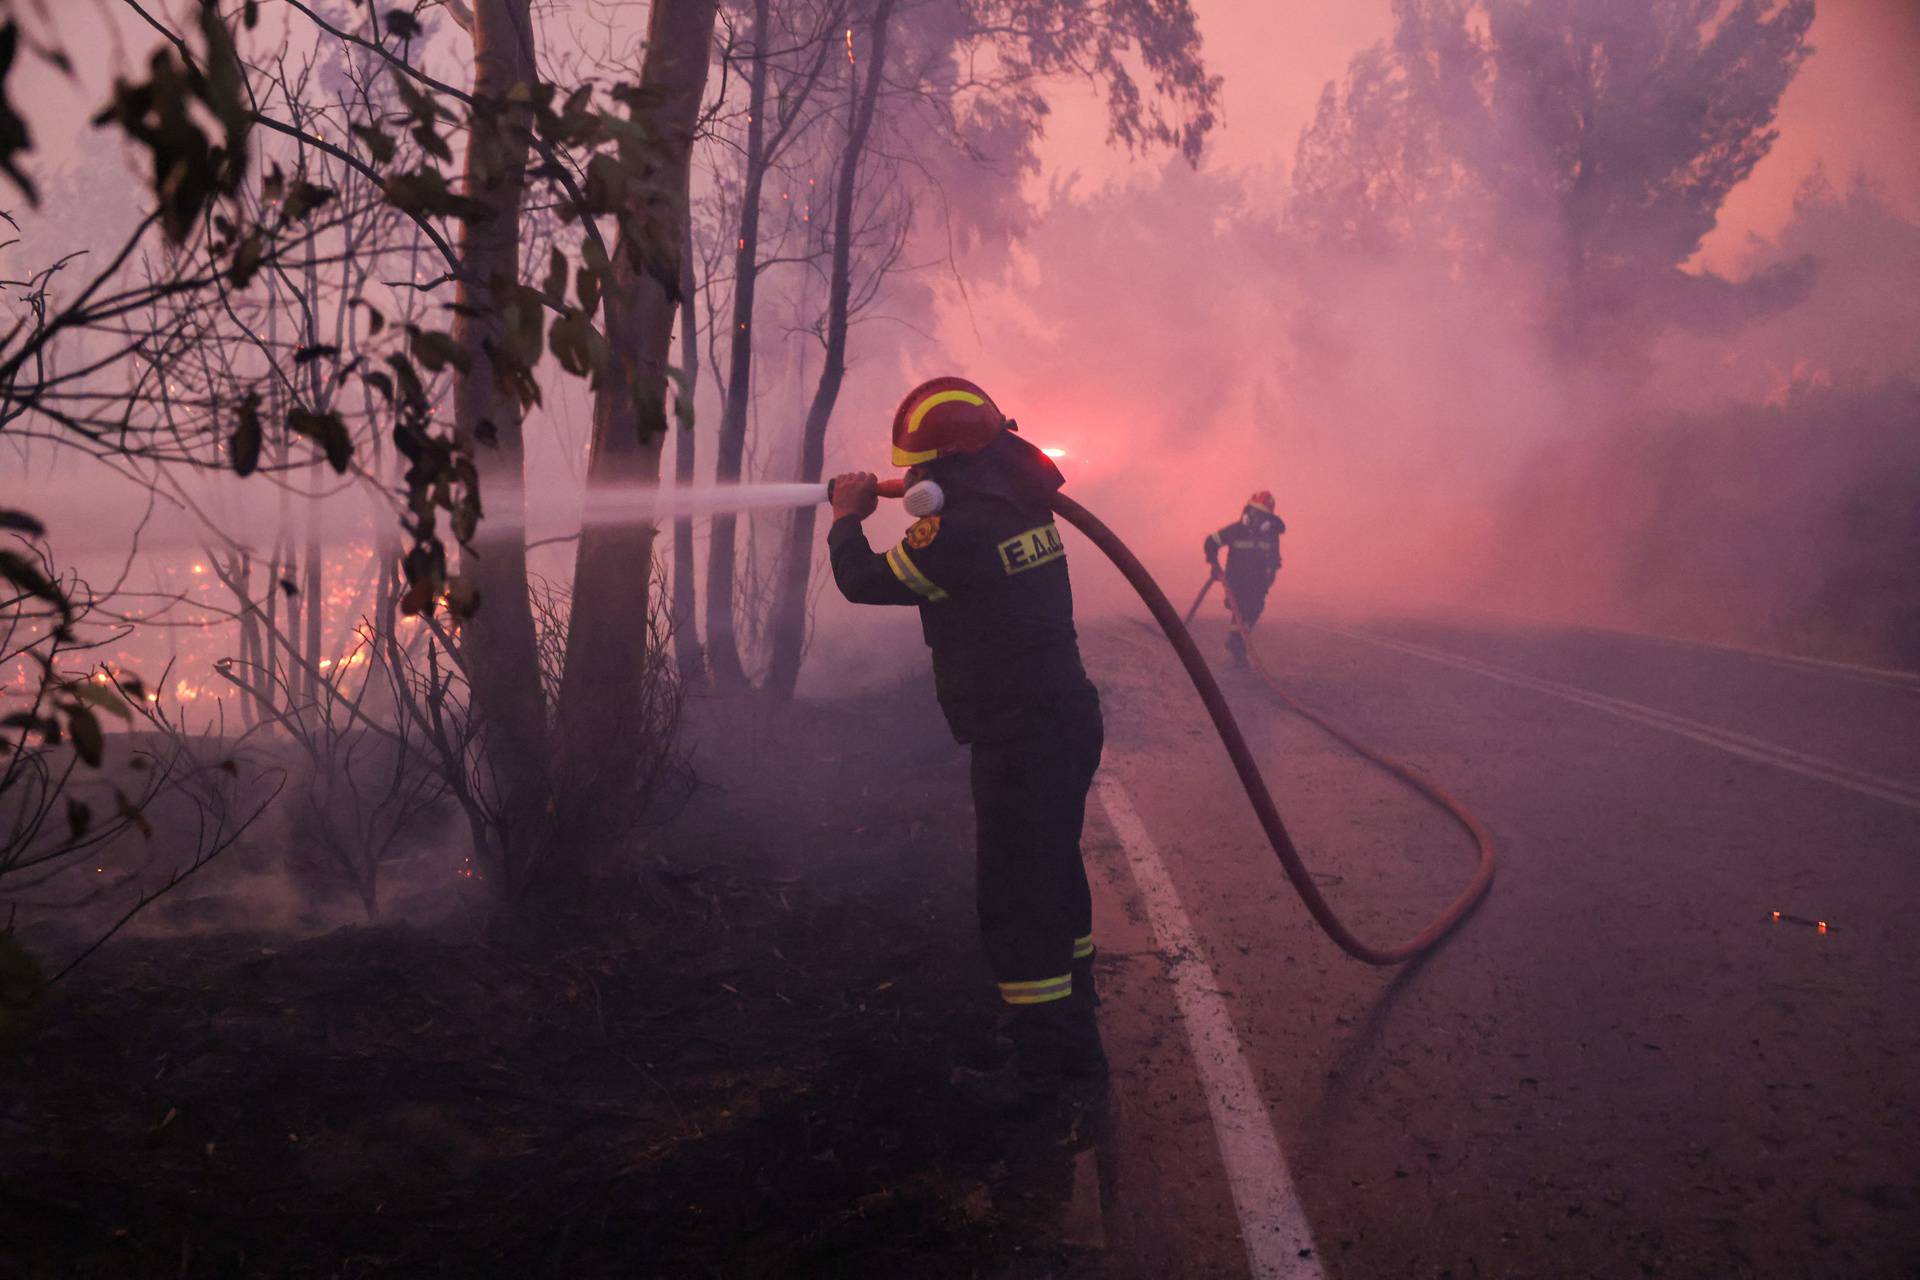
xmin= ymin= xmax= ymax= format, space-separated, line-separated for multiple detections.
xmin=998 ymin=523 xmax=1065 ymax=575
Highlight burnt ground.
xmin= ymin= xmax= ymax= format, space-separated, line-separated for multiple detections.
xmin=0 ymin=675 xmax=1108 ymax=1279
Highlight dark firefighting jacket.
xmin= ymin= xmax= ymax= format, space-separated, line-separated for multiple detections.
xmin=1205 ymin=508 xmax=1286 ymax=585
xmin=828 ymin=432 xmax=1095 ymax=744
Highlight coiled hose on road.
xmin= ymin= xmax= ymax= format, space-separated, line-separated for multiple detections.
xmin=1048 ymin=492 xmax=1497 ymax=966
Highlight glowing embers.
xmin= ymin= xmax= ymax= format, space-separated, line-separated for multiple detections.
xmin=1770 ymin=909 xmax=1832 ymax=935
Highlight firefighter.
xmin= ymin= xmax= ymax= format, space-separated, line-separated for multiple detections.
xmin=826 ymin=376 xmax=1105 ymax=1112
xmin=1204 ymin=491 xmax=1285 ymax=667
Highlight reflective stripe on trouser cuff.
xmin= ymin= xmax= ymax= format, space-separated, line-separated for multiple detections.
xmin=998 ymin=974 xmax=1072 ymax=1005
xmin=1072 ymin=934 xmax=1095 ymax=960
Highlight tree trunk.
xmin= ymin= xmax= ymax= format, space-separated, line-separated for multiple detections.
xmin=551 ymin=0 xmax=718 ymax=867
xmin=263 ymin=535 xmax=284 ymax=718
xmin=262 ymin=318 xmax=288 ymax=720
xmin=702 ymin=0 xmax=771 ymax=690
xmin=671 ymin=222 xmax=707 ymax=684
xmin=234 ymin=551 xmax=262 ymax=729
xmin=450 ymin=0 xmax=551 ymax=900
xmin=302 ymin=491 xmax=323 ymax=704
xmin=764 ymin=0 xmax=895 ymax=701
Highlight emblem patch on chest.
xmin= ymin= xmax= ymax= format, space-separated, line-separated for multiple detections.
xmin=906 ymin=516 xmax=941 ymax=549
xmin=998 ymin=523 xmax=1065 ymax=575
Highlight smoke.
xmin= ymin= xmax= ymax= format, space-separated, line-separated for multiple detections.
xmin=919 ymin=157 xmax=1584 ymax=618
xmin=1491 ymin=377 xmax=1920 ymax=665
xmin=1653 ymin=174 xmax=1920 ymax=410
xmin=820 ymin=0 xmax=1920 ymax=671
xmin=1497 ymin=174 xmax=1920 ymax=664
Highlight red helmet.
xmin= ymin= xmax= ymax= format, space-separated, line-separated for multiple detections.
xmin=891 ymin=376 xmax=1006 ymax=467
xmin=1247 ymin=490 xmax=1276 ymax=513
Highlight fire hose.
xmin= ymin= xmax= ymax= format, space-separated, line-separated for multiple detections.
xmin=844 ymin=478 xmax=1496 ymax=965
xmin=1054 ymin=493 xmax=1495 ymax=964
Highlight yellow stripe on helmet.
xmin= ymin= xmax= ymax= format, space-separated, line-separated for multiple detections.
xmin=892 ymin=443 xmax=939 ymax=466
xmin=904 ymin=388 xmax=986 ymax=437
xmin=892 ymin=388 xmax=985 ymax=466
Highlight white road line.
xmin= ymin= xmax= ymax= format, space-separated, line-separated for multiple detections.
xmin=1315 ymin=625 xmax=1920 ymax=813
xmin=1574 ymin=624 xmax=1920 ymax=692
xmin=1094 ymin=773 xmax=1324 ymax=1280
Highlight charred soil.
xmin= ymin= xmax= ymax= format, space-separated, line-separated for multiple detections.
xmin=1 ymin=679 xmax=1104 ymax=1278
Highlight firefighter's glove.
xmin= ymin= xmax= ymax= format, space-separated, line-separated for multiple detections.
xmin=829 ymin=471 xmax=880 ymax=523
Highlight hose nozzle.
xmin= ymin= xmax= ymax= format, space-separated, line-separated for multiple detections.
xmin=824 ymin=476 xmax=907 ymax=504
xmin=825 ymin=475 xmax=944 ymax=521
xmin=823 ymin=475 xmax=945 ymax=517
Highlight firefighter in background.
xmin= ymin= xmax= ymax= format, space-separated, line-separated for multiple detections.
xmin=1205 ymin=491 xmax=1286 ymax=667
xmin=826 ymin=376 xmax=1105 ymax=1112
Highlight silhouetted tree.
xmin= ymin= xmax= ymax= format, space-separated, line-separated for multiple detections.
xmin=759 ymin=0 xmax=899 ymax=700
xmin=704 ymin=0 xmax=846 ymax=691
xmin=552 ymin=0 xmax=718 ymax=868
xmin=1292 ymin=0 xmax=1815 ymax=357
xmin=699 ymin=0 xmax=1220 ymax=694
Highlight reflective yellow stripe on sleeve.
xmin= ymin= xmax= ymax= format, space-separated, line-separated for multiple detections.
xmin=886 ymin=543 xmax=949 ymax=602
xmin=1072 ymin=934 xmax=1095 ymax=960
xmin=998 ymin=974 xmax=1073 ymax=1005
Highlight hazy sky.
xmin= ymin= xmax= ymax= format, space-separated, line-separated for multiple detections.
xmin=19 ymin=1 xmax=1917 ymax=268
xmin=1033 ymin=0 xmax=1920 ymax=272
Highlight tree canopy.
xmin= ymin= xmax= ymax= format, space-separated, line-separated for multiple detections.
xmin=1291 ymin=0 xmax=1815 ymax=354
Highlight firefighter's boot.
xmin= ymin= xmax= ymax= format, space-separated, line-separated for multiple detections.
xmin=1063 ymin=953 xmax=1108 ymax=1081
xmin=1226 ymin=629 xmax=1249 ymax=668
xmin=954 ymin=999 xmax=1104 ymax=1115
xmin=1072 ymin=950 xmax=1099 ymax=1007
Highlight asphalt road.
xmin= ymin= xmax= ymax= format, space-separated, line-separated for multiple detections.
xmin=1078 ymin=611 xmax=1920 ymax=1280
